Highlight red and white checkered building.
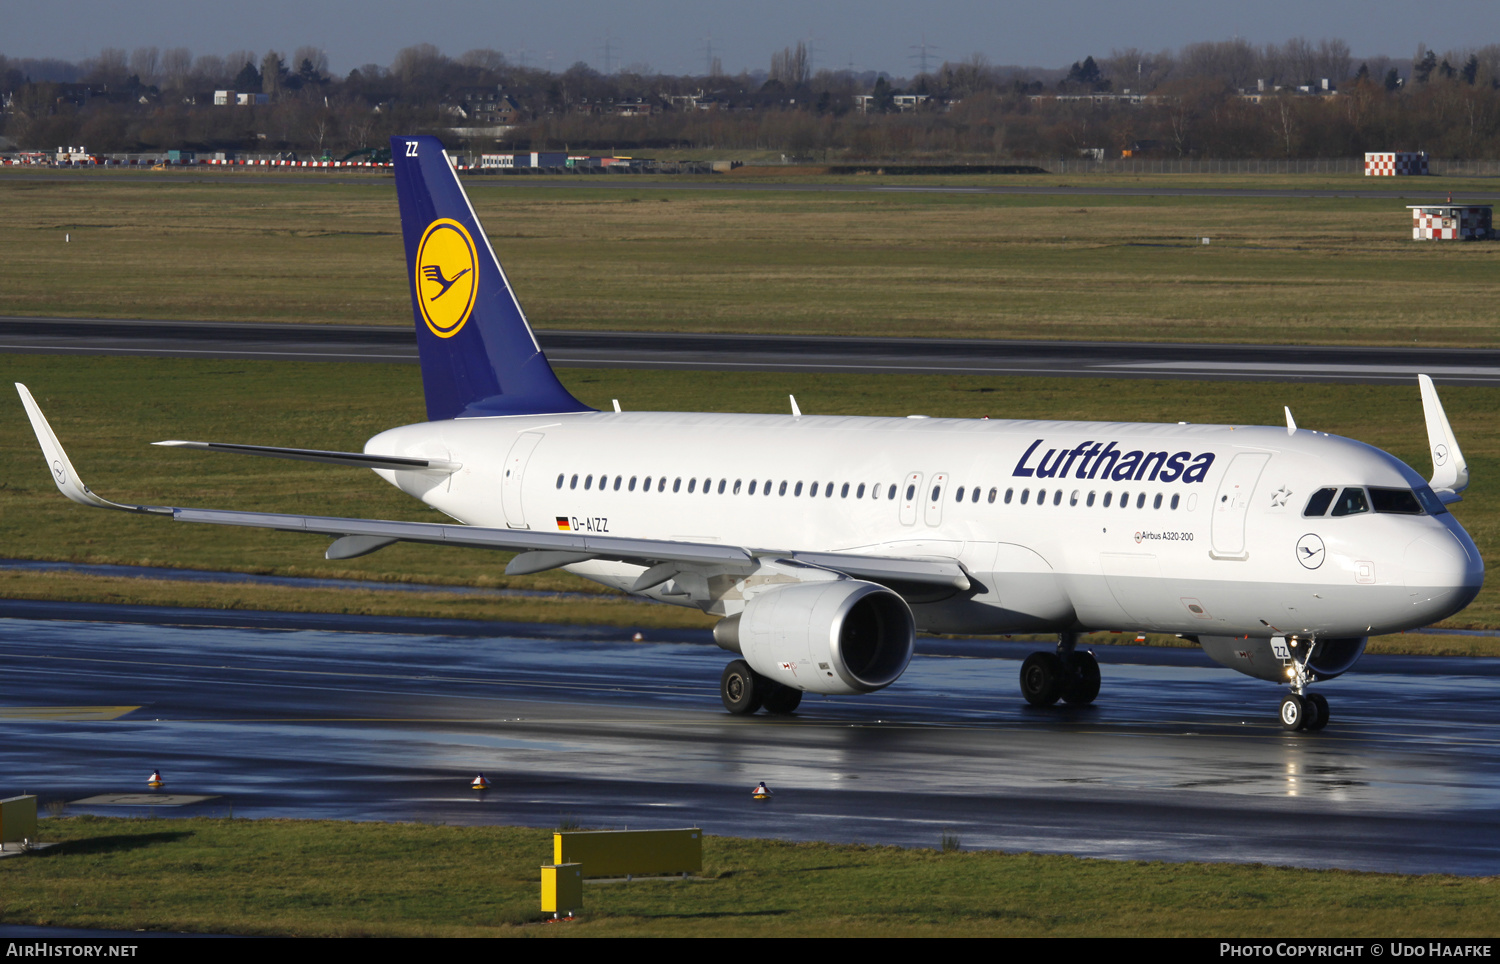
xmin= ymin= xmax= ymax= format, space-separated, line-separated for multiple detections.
xmin=1365 ymin=152 xmax=1429 ymax=176
xmin=1407 ymin=204 xmax=1493 ymax=240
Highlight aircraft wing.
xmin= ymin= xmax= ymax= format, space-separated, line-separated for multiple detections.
xmin=17 ymin=383 xmax=969 ymax=592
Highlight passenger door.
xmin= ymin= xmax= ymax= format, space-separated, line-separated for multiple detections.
xmin=1210 ymin=452 xmax=1270 ymax=558
xmin=500 ymin=433 xmax=544 ymax=529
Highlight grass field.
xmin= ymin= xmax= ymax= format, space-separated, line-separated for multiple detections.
xmin=3 ymin=816 xmax=1496 ymax=937
xmin=1 ymin=354 xmax=1496 ymax=649
xmin=2 ymin=167 xmax=1498 ymax=345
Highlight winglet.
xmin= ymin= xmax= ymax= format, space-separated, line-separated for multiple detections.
xmin=15 ymin=384 xmax=166 ymax=513
xmin=1418 ymin=374 xmax=1469 ymax=500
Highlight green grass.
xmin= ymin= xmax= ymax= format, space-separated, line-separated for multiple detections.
xmin=3 ymin=167 xmax=1498 ymax=345
xmin=3 ymin=816 xmax=1496 ymax=936
xmin=2 ymin=353 xmax=1497 ymax=644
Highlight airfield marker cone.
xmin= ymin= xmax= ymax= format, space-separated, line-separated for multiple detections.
xmin=147 ymin=770 xmax=164 ymax=789
xmin=471 ymin=774 xmax=490 ymax=791
xmin=751 ymin=780 xmax=772 ymax=800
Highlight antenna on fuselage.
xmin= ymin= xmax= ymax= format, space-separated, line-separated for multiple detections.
xmin=1284 ymin=406 xmax=1297 ymax=435
xmin=789 ymin=395 xmax=802 ymax=417
xmin=613 ymin=399 xmax=622 ymax=412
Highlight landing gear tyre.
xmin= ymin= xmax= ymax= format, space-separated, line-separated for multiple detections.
xmin=1279 ymin=693 xmax=1308 ymax=730
xmin=762 ymin=684 xmax=803 ymax=715
xmin=1305 ymin=693 xmax=1329 ymax=732
xmin=1061 ymin=651 xmax=1101 ymax=706
xmin=1020 ymin=652 xmax=1066 ymax=707
xmin=721 ymin=660 xmax=764 ymax=715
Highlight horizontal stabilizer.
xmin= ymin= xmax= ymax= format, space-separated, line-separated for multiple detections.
xmin=154 ymin=440 xmax=461 ymax=472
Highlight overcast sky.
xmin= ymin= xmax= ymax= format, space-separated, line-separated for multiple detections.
xmin=5 ymin=0 xmax=1494 ymax=76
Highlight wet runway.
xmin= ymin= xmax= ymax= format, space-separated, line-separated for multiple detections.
xmin=3 ymin=608 xmax=1499 ymax=875
xmin=6 ymin=317 xmax=1500 ymax=385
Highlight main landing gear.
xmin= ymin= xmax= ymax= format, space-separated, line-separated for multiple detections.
xmin=1019 ymin=633 xmax=1100 ymax=707
xmin=721 ymin=659 xmax=803 ymax=716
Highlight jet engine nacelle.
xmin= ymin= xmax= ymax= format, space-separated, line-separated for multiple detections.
xmin=1197 ymin=635 xmax=1368 ymax=684
xmin=713 ymin=580 xmax=915 ymax=696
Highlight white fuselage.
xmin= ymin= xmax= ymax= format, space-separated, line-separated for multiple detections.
xmin=368 ymin=411 xmax=1482 ymax=639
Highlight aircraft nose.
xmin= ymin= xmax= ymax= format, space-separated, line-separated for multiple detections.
xmin=1404 ymin=525 xmax=1484 ymax=618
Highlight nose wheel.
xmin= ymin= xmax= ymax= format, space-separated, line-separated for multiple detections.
xmin=1279 ymin=692 xmax=1329 ymax=731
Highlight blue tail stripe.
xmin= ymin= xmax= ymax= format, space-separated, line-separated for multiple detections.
xmin=391 ymin=135 xmax=591 ymax=420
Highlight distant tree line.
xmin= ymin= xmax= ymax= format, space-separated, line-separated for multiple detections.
xmin=3 ymin=37 xmax=1500 ymax=159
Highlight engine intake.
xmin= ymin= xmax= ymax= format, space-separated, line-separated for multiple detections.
xmin=714 ymin=580 xmax=915 ymax=695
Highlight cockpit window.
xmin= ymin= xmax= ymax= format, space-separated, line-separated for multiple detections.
xmin=1370 ymin=487 xmax=1424 ymax=515
xmin=1303 ymin=487 xmax=1336 ymax=517
xmin=1414 ymin=485 xmax=1449 ymax=516
xmin=1329 ymin=487 xmax=1369 ymax=517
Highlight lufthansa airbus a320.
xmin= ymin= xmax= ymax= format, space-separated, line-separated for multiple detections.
xmin=18 ymin=136 xmax=1483 ymax=730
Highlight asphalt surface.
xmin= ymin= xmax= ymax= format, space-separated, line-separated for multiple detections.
xmin=6 ymin=316 xmax=1500 ymax=386
xmin=4 ymin=605 xmax=1499 ymax=875
xmin=5 ymin=168 xmax=1499 ymax=203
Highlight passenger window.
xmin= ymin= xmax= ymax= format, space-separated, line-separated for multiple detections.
xmin=748 ymin=480 xmax=756 ymax=495
xmin=1370 ymin=487 xmax=1423 ymax=515
xmin=906 ymin=484 xmax=916 ymax=501
xmin=1303 ymin=487 xmax=1336 ymax=517
xmin=955 ymin=486 xmax=965 ymax=503
xmin=857 ymin=483 xmax=866 ymax=498
xmin=1136 ymin=493 xmax=1145 ymax=509
xmin=1004 ymin=488 xmax=1013 ymax=504
xmin=1020 ymin=489 xmax=1030 ymax=505
xmin=779 ymin=481 xmax=788 ymax=496
xmin=673 ymin=478 xmax=682 ymax=493
xmin=826 ymin=482 xmax=834 ymax=497
xmin=688 ymin=478 xmax=697 ymax=493
xmin=842 ymin=483 xmax=850 ymax=498
xmin=988 ymin=487 xmax=997 ymax=504
xmin=764 ymin=480 xmax=772 ymax=495
xmin=1087 ymin=491 xmax=1096 ymax=507
xmin=718 ymin=479 xmax=726 ymax=494
xmin=1170 ymin=494 xmax=1180 ymax=509
xmin=643 ymin=476 xmax=652 ymax=491
xmin=1037 ymin=489 xmax=1046 ymax=505
xmin=629 ymin=476 xmax=637 ymax=492
xmin=614 ymin=477 xmax=623 ymax=491
xmin=1330 ymin=487 xmax=1369 ymax=517
xmin=585 ymin=475 xmax=593 ymax=490
xmin=1069 ymin=490 xmax=1079 ymax=506
xmin=733 ymin=479 xmax=742 ymax=495
xmin=795 ymin=482 xmax=804 ymax=496
xmin=1120 ymin=491 xmax=1128 ymax=508
xmin=570 ymin=474 xmax=579 ymax=490
xmin=1103 ymin=492 xmax=1112 ymax=507
xmin=888 ymin=484 xmax=898 ymax=500
xmin=972 ymin=487 xmax=980 ymax=503
xmin=556 ymin=474 xmax=564 ymax=489
xmin=1053 ymin=490 xmax=1062 ymax=506
xmin=658 ymin=477 xmax=667 ymax=492
xmin=1153 ymin=493 xmax=1162 ymax=509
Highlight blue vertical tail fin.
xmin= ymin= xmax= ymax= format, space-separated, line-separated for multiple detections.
xmin=391 ymin=135 xmax=591 ymax=420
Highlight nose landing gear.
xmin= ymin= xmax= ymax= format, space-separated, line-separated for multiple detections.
xmin=1279 ymin=642 xmax=1330 ymax=731
xmin=1019 ymin=633 xmax=1100 ymax=707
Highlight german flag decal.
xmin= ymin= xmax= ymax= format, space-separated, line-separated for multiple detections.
xmin=556 ymin=517 xmax=571 ymax=531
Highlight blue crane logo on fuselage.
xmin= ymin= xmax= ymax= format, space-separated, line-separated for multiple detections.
xmin=415 ymin=218 xmax=478 ymax=338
